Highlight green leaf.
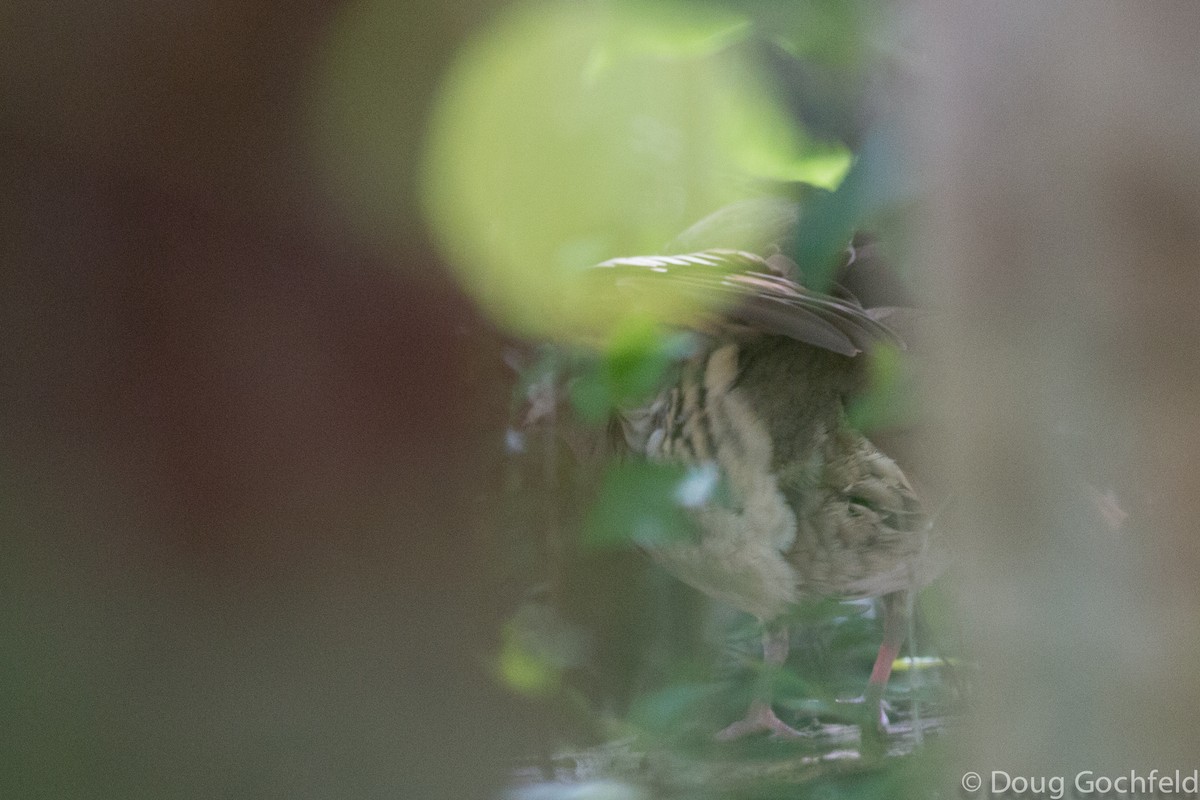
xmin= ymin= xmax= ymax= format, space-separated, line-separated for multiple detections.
xmin=418 ymin=1 xmax=844 ymax=339
xmin=845 ymin=342 xmax=918 ymax=432
xmin=667 ymin=196 xmax=801 ymax=254
xmin=789 ymin=127 xmax=915 ymax=290
xmin=584 ymin=462 xmax=695 ymax=548
xmin=568 ymin=368 xmax=615 ymax=424
xmin=598 ymin=0 xmax=752 ymax=60
xmin=495 ymin=619 xmax=563 ymax=697
xmin=568 ymin=319 xmax=692 ymax=422
xmin=629 ymin=683 xmax=720 ymax=733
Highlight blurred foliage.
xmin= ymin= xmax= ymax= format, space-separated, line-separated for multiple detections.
xmin=419 ymin=0 xmax=858 ymax=340
xmin=585 ymin=460 xmax=734 ymax=552
xmin=847 ymin=341 xmax=919 ymax=432
xmin=498 ymin=601 xmax=591 ymax=696
xmin=790 ymin=129 xmax=916 ymax=291
xmin=568 ymin=321 xmax=697 ymax=424
xmin=417 ymin=0 xmax=957 ymax=795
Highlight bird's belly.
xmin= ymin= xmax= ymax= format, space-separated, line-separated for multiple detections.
xmin=646 ymin=533 xmax=799 ymax=621
xmin=647 ymin=517 xmax=930 ymax=620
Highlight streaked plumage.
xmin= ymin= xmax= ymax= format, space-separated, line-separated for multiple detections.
xmin=592 ymin=244 xmax=941 ymax=737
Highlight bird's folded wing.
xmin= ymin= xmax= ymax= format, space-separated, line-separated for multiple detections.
xmin=590 ymin=249 xmax=903 ymax=356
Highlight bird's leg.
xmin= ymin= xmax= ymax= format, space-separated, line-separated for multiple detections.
xmin=715 ymin=622 xmax=806 ymax=740
xmin=862 ymin=591 xmax=909 ymax=732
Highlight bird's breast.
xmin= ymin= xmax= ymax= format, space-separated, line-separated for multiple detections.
xmin=620 ymin=338 xmax=933 ymax=618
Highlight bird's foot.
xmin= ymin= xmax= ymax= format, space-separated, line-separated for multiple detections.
xmin=715 ymin=702 xmax=807 ymax=741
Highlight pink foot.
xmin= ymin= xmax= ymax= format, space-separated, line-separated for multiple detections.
xmin=715 ymin=702 xmax=807 ymax=741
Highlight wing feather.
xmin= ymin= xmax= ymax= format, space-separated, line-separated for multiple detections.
xmin=591 ymin=249 xmax=903 ymax=356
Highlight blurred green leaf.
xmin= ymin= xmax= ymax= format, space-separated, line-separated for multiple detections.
xmin=568 ymin=368 xmax=615 ymax=424
xmin=495 ymin=601 xmax=592 ymax=697
xmin=628 ymin=682 xmax=720 ymax=734
xmin=569 ymin=319 xmax=693 ymax=423
xmin=605 ymin=319 xmax=677 ymax=400
xmin=595 ymin=0 xmax=752 ymax=60
xmin=667 ymin=195 xmax=801 ymax=254
xmin=789 ymin=126 xmax=914 ymax=290
xmin=585 ymin=462 xmax=694 ymax=548
xmin=420 ymin=0 xmax=856 ymax=339
xmin=497 ymin=627 xmax=563 ymax=697
xmin=846 ymin=341 xmax=918 ymax=432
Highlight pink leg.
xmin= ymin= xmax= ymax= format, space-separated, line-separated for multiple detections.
xmin=715 ymin=624 xmax=806 ymax=740
xmin=863 ymin=591 xmax=908 ymax=731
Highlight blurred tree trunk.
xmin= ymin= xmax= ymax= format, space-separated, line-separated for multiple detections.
xmin=0 ymin=2 xmax=537 ymax=799
xmin=912 ymin=1 xmax=1200 ymax=779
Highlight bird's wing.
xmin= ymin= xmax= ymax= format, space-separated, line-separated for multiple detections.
xmin=590 ymin=249 xmax=903 ymax=357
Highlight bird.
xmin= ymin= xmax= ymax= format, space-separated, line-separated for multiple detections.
xmin=581 ymin=206 xmax=944 ymax=739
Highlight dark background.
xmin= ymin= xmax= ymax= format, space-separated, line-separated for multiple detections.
xmin=1 ymin=2 xmax=542 ymax=798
